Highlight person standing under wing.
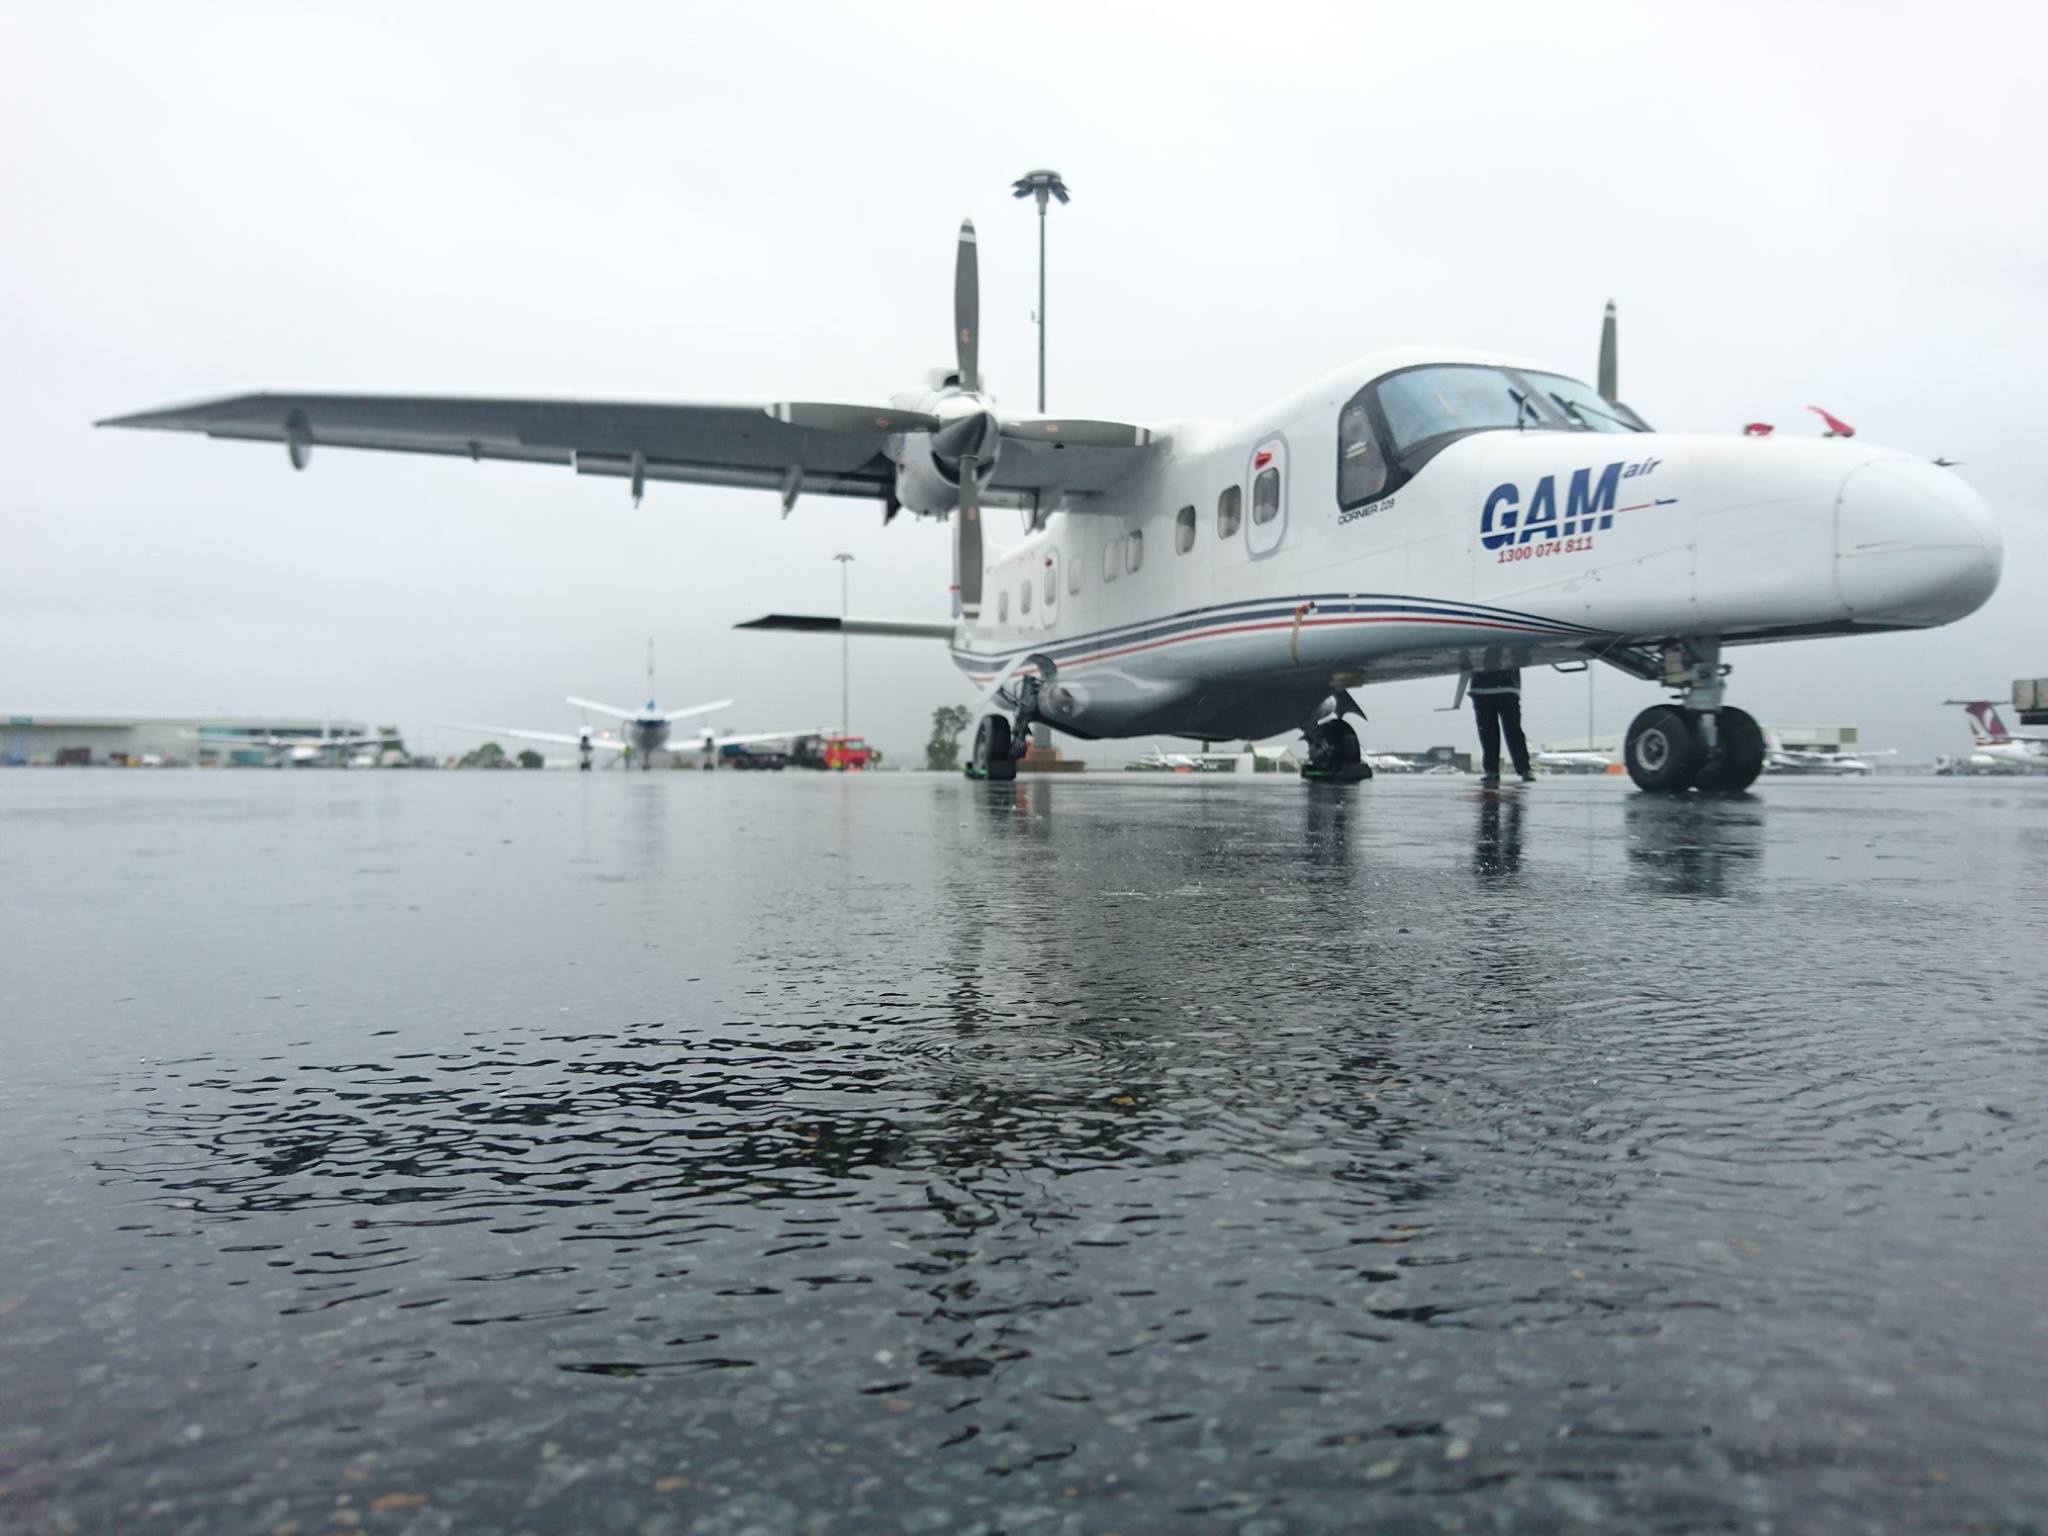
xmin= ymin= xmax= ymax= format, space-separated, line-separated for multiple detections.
xmin=1469 ymin=667 xmax=1534 ymax=786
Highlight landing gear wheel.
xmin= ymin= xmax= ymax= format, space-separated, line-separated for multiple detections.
xmin=1626 ymin=704 xmax=1704 ymax=793
xmin=1693 ymin=705 xmax=1766 ymax=795
xmin=966 ymin=715 xmax=1016 ymax=782
xmin=1303 ymin=719 xmax=1372 ymax=784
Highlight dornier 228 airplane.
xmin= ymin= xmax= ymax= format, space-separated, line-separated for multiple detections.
xmin=99 ymin=223 xmax=2002 ymax=794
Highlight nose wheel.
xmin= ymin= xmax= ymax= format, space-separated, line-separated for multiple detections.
xmin=965 ymin=714 xmax=1018 ymax=781
xmin=1303 ymin=717 xmax=1372 ymax=784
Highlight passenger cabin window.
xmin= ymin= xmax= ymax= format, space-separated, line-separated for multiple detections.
xmin=1175 ymin=505 xmax=1196 ymax=554
xmin=1068 ymin=556 xmax=1082 ymax=596
xmin=1252 ymin=468 xmax=1281 ymax=525
xmin=1020 ymin=579 xmax=1032 ymax=615
xmin=1338 ymin=399 xmax=1388 ymax=505
xmin=1103 ymin=538 xmax=1121 ymax=581
xmin=1217 ymin=485 xmax=1242 ymax=539
xmin=998 ymin=590 xmax=1009 ymax=623
xmin=1126 ymin=530 xmax=1144 ymax=573
xmin=1043 ymin=565 xmax=1057 ymax=604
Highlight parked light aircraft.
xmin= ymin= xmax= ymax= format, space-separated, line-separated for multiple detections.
xmin=184 ymin=728 xmax=401 ymax=767
xmin=1533 ymin=748 xmax=1614 ymax=774
xmin=100 ymin=220 xmax=2001 ymax=795
xmin=444 ymin=717 xmax=815 ymax=770
xmin=1947 ymin=701 xmax=2048 ymax=773
xmin=440 ymin=644 xmax=816 ymax=769
xmin=1760 ymin=728 xmax=1881 ymax=776
xmin=1131 ymin=742 xmax=1302 ymax=772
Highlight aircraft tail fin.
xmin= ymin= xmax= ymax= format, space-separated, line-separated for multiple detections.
xmin=1955 ymin=700 xmax=2008 ymax=741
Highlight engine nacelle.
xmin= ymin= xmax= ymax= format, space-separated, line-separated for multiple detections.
xmin=888 ymin=391 xmax=999 ymax=518
xmin=892 ymin=434 xmax=959 ymax=515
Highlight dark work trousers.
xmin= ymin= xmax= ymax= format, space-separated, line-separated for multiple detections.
xmin=1472 ymin=693 xmax=1531 ymax=778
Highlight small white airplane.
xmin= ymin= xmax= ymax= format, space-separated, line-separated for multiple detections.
xmin=443 ymin=642 xmax=819 ymax=770
xmin=184 ymin=728 xmax=401 ymax=767
xmin=444 ymin=717 xmax=814 ymax=770
xmin=1946 ymin=700 xmax=2048 ymax=773
xmin=1533 ymin=748 xmax=1614 ymax=774
xmin=100 ymin=218 xmax=2002 ymax=797
xmin=1364 ymin=751 xmax=1419 ymax=774
xmin=1131 ymin=742 xmax=1298 ymax=772
xmin=1760 ymin=728 xmax=1881 ymax=776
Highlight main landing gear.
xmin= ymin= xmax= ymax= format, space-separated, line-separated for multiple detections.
xmin=1621 ymin=639 xmax=1766 ymax=795
xmin=1302 ymin=693 xmax=1373 ymax=784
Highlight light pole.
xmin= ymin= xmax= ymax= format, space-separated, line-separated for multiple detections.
xmin=833 ymin=552 xmax=855 ymax=735
xmin=1010 ymin=169 xmax=1070 ymax=413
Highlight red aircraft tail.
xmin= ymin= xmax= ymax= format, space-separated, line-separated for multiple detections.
xmin=1960 ymin=701 xmax=2008 ymax=741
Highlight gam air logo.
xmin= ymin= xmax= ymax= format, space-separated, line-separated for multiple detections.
xmin=1480 ymin=457 xmax=1670 ymax=555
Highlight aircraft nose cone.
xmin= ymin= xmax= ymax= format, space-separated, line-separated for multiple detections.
xmin=1835 ymin=458 xmax=2001 ymax=626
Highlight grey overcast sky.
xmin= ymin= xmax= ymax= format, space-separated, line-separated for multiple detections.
xmin=3 ymin=1 xmax=2043 ymax=762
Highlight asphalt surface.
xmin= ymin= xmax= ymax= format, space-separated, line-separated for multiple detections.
xmin=3 ymin=769 xmax=2044 ymax=1534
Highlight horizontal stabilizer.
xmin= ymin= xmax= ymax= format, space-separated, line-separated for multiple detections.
xmin=736 ymin=613 xmax=956 ymax=640
xmin=565 ymin=695 xmax=639 ymax=721
xmin=663 ymin=698 xmax=734 ymax=723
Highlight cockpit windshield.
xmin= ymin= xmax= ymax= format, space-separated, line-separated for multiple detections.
xmin=1373 ymin=364 xmax=1650 ymax=459
xmin=1525 ymin=371 xmax=1652 ymax=434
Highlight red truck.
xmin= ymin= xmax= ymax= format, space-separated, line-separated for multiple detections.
xmin=794 ymin=733 xmax=874 ymax=771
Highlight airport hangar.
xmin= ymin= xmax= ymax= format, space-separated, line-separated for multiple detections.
xmin=2 ymin=716 xmax=371 ymax=766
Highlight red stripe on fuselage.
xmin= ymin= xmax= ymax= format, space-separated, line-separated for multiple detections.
xmin=959 ymin=612 xmax=1581 ymax=681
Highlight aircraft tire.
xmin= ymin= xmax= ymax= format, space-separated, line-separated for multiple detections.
xmin=1304 ymin=719 xmax=1370 ymax=783
xmin=1626 ymin=705 xmax=1703 ymax=792
xmin=968 ymin=715 xmax=1016 ymax=782
xmin=1693 ymin=706 xmax=1766 ymax=794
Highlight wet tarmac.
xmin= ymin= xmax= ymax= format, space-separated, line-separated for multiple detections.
xmin=2 ymin=770 xmax=2044 ymax=1535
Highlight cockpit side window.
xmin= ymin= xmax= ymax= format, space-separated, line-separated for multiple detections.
xmin=1338 ymin=398 xmax=1389 ymax=507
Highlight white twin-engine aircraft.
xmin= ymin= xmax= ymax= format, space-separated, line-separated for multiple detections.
xmin=100 ymin=220 xmax=2001 ymax=792
xmin=444 ymin=643 xmax=811 ymax=770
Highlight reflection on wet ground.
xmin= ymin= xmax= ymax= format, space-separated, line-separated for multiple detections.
xmin=2 ymin=772 xmax=2044 ymax=1533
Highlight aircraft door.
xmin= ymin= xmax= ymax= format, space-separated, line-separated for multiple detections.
xmin=1040 ymin=549 xmax=1059 ymax=629
xmin=1246 ymin=435 xmax=1288 ymax=558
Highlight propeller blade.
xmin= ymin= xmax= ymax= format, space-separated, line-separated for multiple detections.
xmin=956 ymin=453 xmax=983 ymax=616
xmin=955 ymin=220 xmax=979 ymax=393
xmin=766 ymin=403 xmax=941 ymax=434
xmin=1001 ymin=418 xmax=1156 ymax=448
xmin=1597 ymin=299 xmax=1618 ymax=403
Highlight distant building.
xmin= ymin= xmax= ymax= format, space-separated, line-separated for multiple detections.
xmin=2 ymin=715 xmax=370 ymax=767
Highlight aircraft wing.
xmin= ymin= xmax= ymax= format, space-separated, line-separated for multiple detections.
xmin=97 ymin=393 xmax=902 ymax=502
xmin=443 ymin=723 xmax=625 ymax=752
xmin=97 ymin=392 xmax=1160 ymax=506
xmin=985 ymin=432 xmax=1161 ymax=499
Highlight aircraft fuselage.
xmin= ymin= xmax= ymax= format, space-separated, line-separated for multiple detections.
xmin=948 ymin=348 xmax=1999 ymax=743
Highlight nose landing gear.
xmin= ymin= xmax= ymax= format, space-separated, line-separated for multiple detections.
xmin=1621 ymin=639 xmax=1766 ymax=794
xmin=965 ymin=656 xmax=1052 ymax=782
xmin=1302 ymin=692 xmax=1373 ymax=784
